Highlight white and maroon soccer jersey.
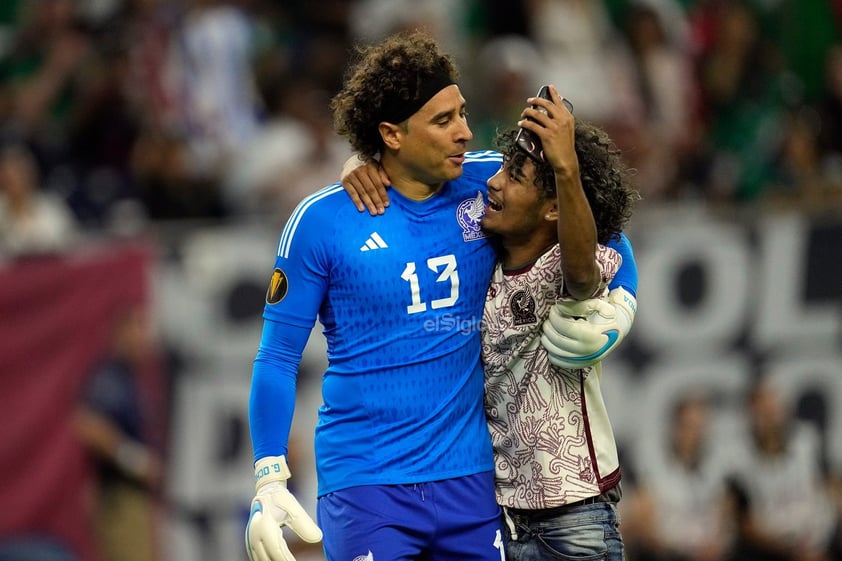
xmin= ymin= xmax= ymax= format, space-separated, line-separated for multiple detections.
xmin=482 ymin=243 xmax=622 ymax=509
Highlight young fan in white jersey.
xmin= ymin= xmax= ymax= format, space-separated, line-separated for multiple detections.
xmin=479 ymin=85 xmax=638 ymax=560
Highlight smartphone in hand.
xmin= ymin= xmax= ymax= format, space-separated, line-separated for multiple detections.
xmin=515 ymin=86 xmax=573 ymax=162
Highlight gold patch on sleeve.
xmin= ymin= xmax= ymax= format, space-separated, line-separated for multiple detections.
xmin=266 ymin=268 xmax=288 ymax=304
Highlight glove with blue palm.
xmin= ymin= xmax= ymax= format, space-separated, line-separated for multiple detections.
xmin=541 ymin=287 xmax=637 ymax=369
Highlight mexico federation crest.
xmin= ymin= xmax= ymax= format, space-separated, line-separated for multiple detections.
xmin=456 ymin=191 xmax=487 ymax=242
xmin=266 ymin=268 xmax=288 ymax=304
xmin=511 ymin=288 xmax=537 ymax=326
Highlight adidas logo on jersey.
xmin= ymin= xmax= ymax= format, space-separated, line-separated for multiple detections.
xmin=360 ymin=232 xmax=388 ymax=251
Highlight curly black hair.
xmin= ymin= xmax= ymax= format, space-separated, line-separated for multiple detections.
xmin=330 ymin=30 xmax=459 ymax=160
xmin=494 ymin=124 xmax=640 ymax=244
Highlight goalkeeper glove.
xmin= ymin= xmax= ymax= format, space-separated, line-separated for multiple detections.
xmin=245 ymin=455 xmax=322 ymax=561
xmin=541 ymin=287 xmax=637 ymax=369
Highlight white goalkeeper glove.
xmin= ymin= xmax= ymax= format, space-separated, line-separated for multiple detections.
xmin=245 ymin=455 xmax=323 ymax=561
xmin=541 ymin=287 xmax=637 ymax=369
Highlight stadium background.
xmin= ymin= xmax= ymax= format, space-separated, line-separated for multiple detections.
xmin=1 ymin=1 xmax=841 ymax=560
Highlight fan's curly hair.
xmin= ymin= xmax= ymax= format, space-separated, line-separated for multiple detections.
xmin=330 ymin=30 xmax=459 ymax=160
xmin=494 ymin=123 xmax=640 ymax=244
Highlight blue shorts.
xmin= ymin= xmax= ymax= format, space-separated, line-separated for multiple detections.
xmin=317 ymin=471 xmax=504 ymax=561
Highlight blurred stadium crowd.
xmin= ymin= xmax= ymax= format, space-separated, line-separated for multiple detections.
xmin=1 ymin=2 xmax=842 ymax=561
xmin=1 ymin=0 xmax=842 ymax=256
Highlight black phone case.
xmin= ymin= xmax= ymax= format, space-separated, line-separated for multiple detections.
xmin=514 ymin=86 xmax=572 ymax=162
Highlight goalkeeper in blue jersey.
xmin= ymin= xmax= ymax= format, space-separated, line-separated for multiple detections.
xmin=246 ymin=30 xmax=504 ymax=561
xmin=245 ymin=31 xmax=637 ymax=561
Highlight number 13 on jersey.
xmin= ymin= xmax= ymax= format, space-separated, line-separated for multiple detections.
xmin=401 ymin=254 xmax=459 ymax=314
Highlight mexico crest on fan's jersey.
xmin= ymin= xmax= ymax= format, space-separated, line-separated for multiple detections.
xmin=511 ymin=287 xmax=537 ymax=326
xmin=266 ymin=268 xmax=288 ymax=304
xmin=456 ymin=191 xmax=487 ymax=242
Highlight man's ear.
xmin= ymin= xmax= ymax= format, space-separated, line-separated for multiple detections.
xmin=543 ymin=199 xmax=558 ymax=222
xmin=379 ymin=122 xmax=402 ymax=151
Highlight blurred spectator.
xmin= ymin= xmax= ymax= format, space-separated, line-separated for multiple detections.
xmin=287 ymin=0 xmax=353 ymax=93
xmin=0 ymin=536 xmax=77 ymax=561
xmin=723 ymin=475 xmax=791 ymax=561
xmin=759 ymin=0 xmax=840 ymax=104
xmin=617 ymin=1 xmax=698 ymax=200
xmin=348 ymin=0 xmax=469 ymax=55
xmin=169 ymin=0 xmax=263 ymax=183
xmin=73 ymin=304 xmax=164 ymax=561
xmin=525 ymin=0 xmax=639 ymax=125
xmin=816 ymin=44 xmax=842 ymax=190
xmin=690 ymin=0 xmax=789 ymax=203
xmin=129 ymin=121 xmax=224 ymax=220
xmin=62 ymin=35 xmax=145 ymax=227
xmin=623 ymin=391 xmax=733 ymax=561
xmin=120 ymin=0 xmax=187 ymax=133
xmin=726 ymin=375 xmax=840 ymax=561
xmin=0 ymin=0 xmax=92 ymax=158
xmin=763 ymin=107 xmax=833 ymax=212
xmin=468 ymin=34 xmax=543 ymax=151
xmin=0 ymin=143 xmax=79 ymax=259
xmin=222 ymin=71 xmax=351 ymax=220
xmin=0 ymin=1 xmax=23 ymax=60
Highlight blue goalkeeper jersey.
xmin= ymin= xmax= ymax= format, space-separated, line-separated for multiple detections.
xmin=250 ymin=151 xmax=503 ymax=496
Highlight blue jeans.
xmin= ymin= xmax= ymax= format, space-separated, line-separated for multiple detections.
xmin=503 ymin=501 xmax=624 ymax=561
